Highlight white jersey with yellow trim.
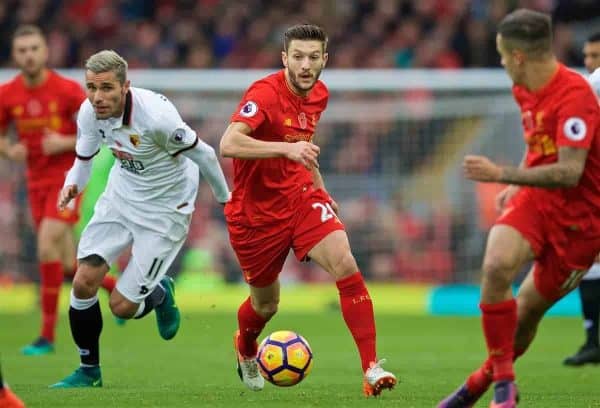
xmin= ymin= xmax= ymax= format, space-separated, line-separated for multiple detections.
xmin=75 ymin=87 xmax=199 ymax=237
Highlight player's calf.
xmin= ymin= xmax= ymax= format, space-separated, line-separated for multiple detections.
xmin=234 ymin=330 xmax=264 ymax=391
xmin=363 ymin=359 xmax=396 ymax=397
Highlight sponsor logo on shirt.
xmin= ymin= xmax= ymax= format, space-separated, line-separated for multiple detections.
xmin=284 ymin=132 xmax=313 ymax=143
xmin=239 ymin=101 xmax=258 ymax=118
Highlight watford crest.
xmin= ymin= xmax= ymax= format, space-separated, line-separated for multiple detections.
xmin=129 ymin=134 xmax=140 ymax=147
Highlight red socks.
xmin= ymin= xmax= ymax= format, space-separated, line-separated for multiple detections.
xmin=466 ymin=358 xmax=493 ymax=394
xmin=336 ymin=272 xmax=377 ymax=372
xmin=40 ymin=262 xmax=64 ymax=342
xmin=481 ymin=299 xmax=517 ymax=382
xmin=237 ymin=297 xmax=268 ymax=358
xmin=101 ymin=274 xmax=117 ymax=293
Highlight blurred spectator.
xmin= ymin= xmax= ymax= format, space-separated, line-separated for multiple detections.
xmin=0 ymin=0 xmax=597 ymax=69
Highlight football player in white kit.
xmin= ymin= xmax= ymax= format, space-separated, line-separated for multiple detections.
xmin=50 ymin=50 xmax=231 ymax=387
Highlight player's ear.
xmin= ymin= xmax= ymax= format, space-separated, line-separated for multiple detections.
xmin=282 ymin=51 xmax=288 ymax=68
xmin=123 ymin=79 xmax=131 ymax=95
xmin=513 ymin=50 xmax=525 ymax=66
xmin=322 ymin=52 xmax=328 ymax=68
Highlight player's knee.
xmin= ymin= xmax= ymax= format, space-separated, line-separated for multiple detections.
xmin=79 ymin=254 xmax=108 ymax=268
xmin=482 ymin=254 xmax=515 ymax=289
xmin=255 ymin=300 xmax=279 ymax=319
xmin=72 ymin=271 xmax=99 ymax=298
xmin=331 ymin=251 xmax=358 ymax=279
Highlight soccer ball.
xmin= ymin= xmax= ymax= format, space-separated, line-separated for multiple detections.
xmin=256 ymin=330 xmax=313 ymax=387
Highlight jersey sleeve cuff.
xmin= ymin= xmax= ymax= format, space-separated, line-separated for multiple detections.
xmin=76 ymin=149 xmax=100 ymax=161
xmin=170 ymin=136 xmax=199 ymax=157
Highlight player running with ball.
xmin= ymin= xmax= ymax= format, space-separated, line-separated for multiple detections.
xmin=220 ymin=24 xmax=396 ymax=397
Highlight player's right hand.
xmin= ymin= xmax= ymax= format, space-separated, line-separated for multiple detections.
xmin=285 ymin=141 xmax=320 ymax=169
xmin=495 ymin=185 xmax=519 ymax=213
xmin=6 ymin=143 xmax=27 ymax=161
xmin=58 ymin=184 xmax=78 ymax=211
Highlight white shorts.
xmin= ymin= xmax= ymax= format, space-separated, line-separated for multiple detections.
xmin=583 ymin=263 xmax=600 ymax=280
xmin=78 ymin=195 xmax=189 ymax=303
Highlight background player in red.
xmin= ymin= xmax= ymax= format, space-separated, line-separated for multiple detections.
xmin=0 ymin=25 xmax=117 ymax=356
xmin=438 ymin=9 xmax=600 ymax=408
xmin=220 ymin=24 xmax=396 ymax=397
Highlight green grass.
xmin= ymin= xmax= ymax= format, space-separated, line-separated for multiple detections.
xmin=2 ymin=308 xmax=600 ymax=407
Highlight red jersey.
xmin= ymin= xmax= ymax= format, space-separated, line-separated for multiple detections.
xmin=0 ymin=70 xmax=85 ymax=189
xmin=512 ymin=64 xmax=600 ymax=220
xmin=226 ymin=70 xmax=328 ymax=226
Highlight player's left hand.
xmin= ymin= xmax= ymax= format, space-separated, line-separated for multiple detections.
xmin=463 ymin=155 xmax=503 ymax=182
xmin=42 ymin=128 xmax=67 ymax=155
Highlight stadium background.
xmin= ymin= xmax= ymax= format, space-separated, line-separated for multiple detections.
xmin=1 ymin=1 xmax=600 ymax=407
xmin=1 ymin=0 xmax=599 ymax=305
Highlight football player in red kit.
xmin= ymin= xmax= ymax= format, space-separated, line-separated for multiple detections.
xmin=438 ymin=9 xmax=600 ymax=408
xmin=220 ymin=24 xmax=396 ymax=397
xmin=0 ymin=25 xmax=117 ymax=355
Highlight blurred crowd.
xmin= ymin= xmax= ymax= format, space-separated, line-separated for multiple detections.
xmin=1 ymin=0 xmax=599 ymax=286
xmin=0 ymin=0 xmax=599 ymax=69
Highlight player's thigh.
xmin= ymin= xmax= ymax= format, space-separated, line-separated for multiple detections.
xmin=516 ymin=266 xmax=555 ymax=326
xmin=27 ymin=187 xmax=46 ymax=230
xmin=482 ymin=224 xmax=535 ymax=282
xmin=292 ymin=188 xmax=347 ymax=274
xmin=116 ymin=231 xmax=186 ymax=304
xmin=60 ymin=227 xmax=77 ymax=274
xmin=227 ymin=222 xmax=291 ymax=287
xmin=307 ymin=230 xmax=357 ymax=279
xmin=37 ymin=218 xmax=72 ymax=261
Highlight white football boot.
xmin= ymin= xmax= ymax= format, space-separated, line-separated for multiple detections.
xmin=363 ymin=359 xmax=397 ymax=397
xmin=234 ymin=330 xmax=264 ymax=391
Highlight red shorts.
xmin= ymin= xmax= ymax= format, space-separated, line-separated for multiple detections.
xmin=226 ymin=188 xmax=345 ymax=287
xmin=496 ymin=189 xmax=600 ymax=300
xmin=28 ymin=184 xmax=81 ymax=230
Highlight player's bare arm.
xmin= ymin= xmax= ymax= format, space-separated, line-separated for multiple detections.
xmin=464 ymin=147 xmax=587 ymax=188
xmin=42 ymin=128 xmax=76 ymax=155
xmin=495 ymin=150 xmax=526 ymax=211
xmin=0 ymin=133 xmax=27 ymax=161
xmin=220 ymin=121 xmax=320 ymax=169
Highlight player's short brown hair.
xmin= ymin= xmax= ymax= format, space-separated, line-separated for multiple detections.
xmin=12 ymin=24 xmax=45 ymax=42
xmin=85 ymin=50 xmax=128 ymax=85
xmin=498 ymin=9 xmax=552 ymax=58
xmin=283 ymin=24 xmax=328 ymax=52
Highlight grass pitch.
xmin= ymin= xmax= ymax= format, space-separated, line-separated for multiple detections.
xmin=2 ymin=287 xmax=599 ymax=407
